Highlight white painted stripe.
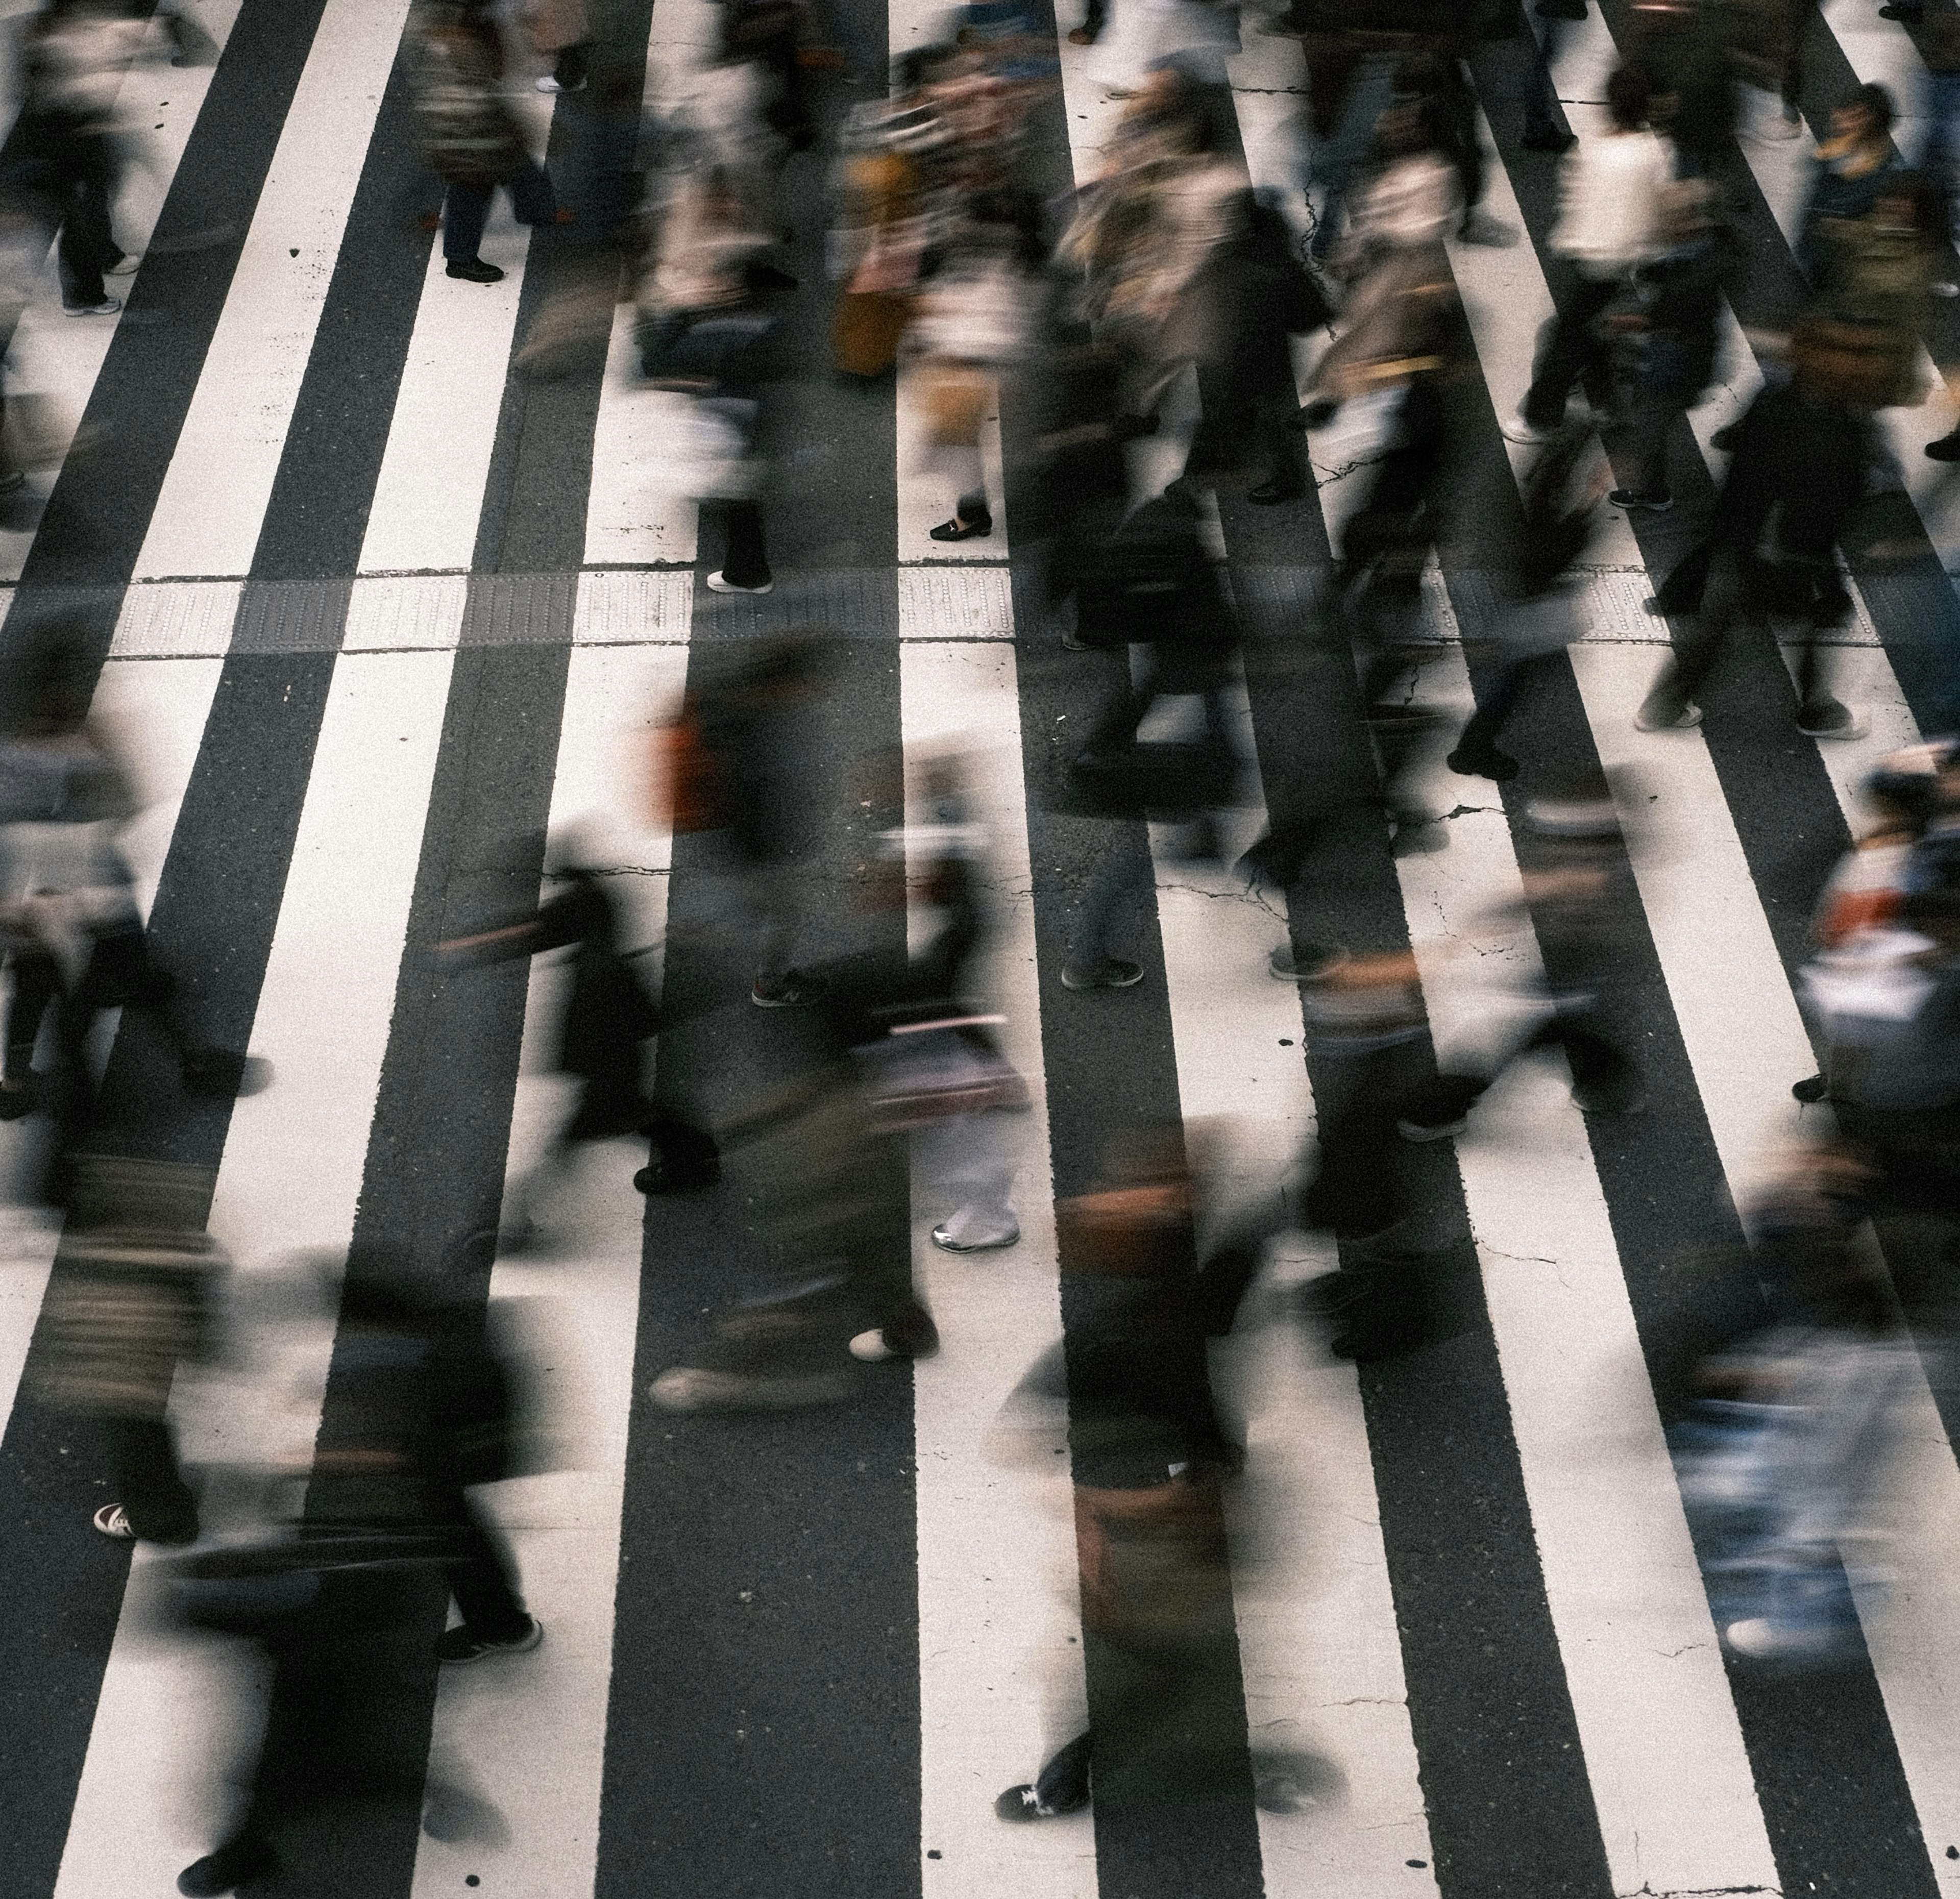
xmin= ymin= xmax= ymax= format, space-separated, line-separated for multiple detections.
xmin=570 ymin=568 xmax=694 ymax=644
xmin=108 ymin=581 xmax=243 ymax=660
xmin=900 ymin=608 xmax=1092 ymax=1899
xmin=343 ymin=573 xmax=472 ymax=652
xmin=53 ymin=637 xmax=459 ymax=1897
xmin=1147 ymin=761 xmax=1441 ymax=1897
xmin=1399 ymin=642 xmax=1782 ymax=1899
xmin=413 ymin=608 xmax=689 ymax=1899
xmin=134 ymin=0 xmax=413 ymax=580
xmin=358 ymin=133 xmax=546 ymax=577
xmin=584 ymin=322 xmax=701 ymax=569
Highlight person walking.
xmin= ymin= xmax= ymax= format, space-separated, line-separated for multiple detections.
xmin=1511 ymin=64 xmax=1674 ymax=441
xmin=409 ymin=0 xmax=560 ymax=285
xmin=3 ymin=0 xmax=149 ymax=315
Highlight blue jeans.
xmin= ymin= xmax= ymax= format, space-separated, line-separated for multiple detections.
xmin=442 ymin=160 xmax=556 ymax=261
xmin=1922 ymin=69 xmax=1960 ymax=224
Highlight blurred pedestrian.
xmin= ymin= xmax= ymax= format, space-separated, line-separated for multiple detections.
xmin=1512 ymin=64 xmax=1674 ymax=442
xmin=409 ymin=0 xmax=561 ymax=285
xmin=1796 ymin=83 xmax=1902 ymax=287
xmin=3 ymin=0 xmax=150 ymax=316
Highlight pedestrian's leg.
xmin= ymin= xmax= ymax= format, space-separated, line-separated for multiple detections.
xmin=1618 ymin=391 xmax=1676 ymax=502
xmin=1062 ymin=848 xmax=1153 ymax=985
xmin=4 ymin=948 xmax=58 ymax=1083
xmin=54 ymin=177 xmax=108 ymax=309
xmin=552 ymin=41 xmax=589 ymax=87
xmin=508 ymin=158 xmax=557 ymax=227
xmin=1522 ymin=273 xmax=1618 ymax=430
xmin=445 ymin=1493 xmax=531 ymax=1641
xmin=1033 ymin=1730 xmax=1094 ymax=1810
xmin=442 ymin=179 xmax=493 ymax=261
xmin=1641 ymin=553 xmax=1741 ymax=723
xmin=103 ymin=1414 xmax=199 ymax=1543
xmin=720 ymin=499 xmax=772 ymax=588
xmin=917 ymin=1113 xmax=1019 ymax=1248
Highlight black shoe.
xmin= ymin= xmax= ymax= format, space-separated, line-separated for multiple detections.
xmin=748 ymin=262 xmax=799 ymax=292
xmin=1879 ymin=4 xmax=1923 ymax=18
xmin=178 ymin=1837 xmax=278 ymax=1897
xmin=1608 ymin=488 xmax=1673 ymax=513
xmin=446 ymin=257 xmax=504 ymax=284
xmin=1709 ymin=423 xmax=1738 ymax=453
xmin=1928 ymin=430 xmax=1960 ymax=462
xmin=1247 ymin=478 xmax=1307 ymax=505
xmin=0 ymin=1074 xmax=35 ymax=1120
xmin=1521 ymin=126 xmax=1576 ymax=153
xmin=181 ymin=1046 xmax=271 ymax=1098
xmin=929 ymin=511 xmax=992 ymax=541
xmin=995 ymin=1782 xmax=1086 ymax=1821
xmin=436 ymin=1616 xmax=543 ymax=1663
xmin=634 ymin=1158 xmax=721 ymax=1194
xmin=1446 ymin=743 xmax=1518 ymax=782
xmin=1793 ymin=1073 xmax=1829 ymax=1103
xmin=1534 ymin=0 xmax=1587 ymax=15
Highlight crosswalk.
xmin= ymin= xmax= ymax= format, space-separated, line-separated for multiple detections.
xmin=0 ymin=0 xmax=1958 ymax=1894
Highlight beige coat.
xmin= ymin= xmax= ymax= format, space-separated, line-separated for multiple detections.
xmin=519 ymin=0 xmax=589 ymax=53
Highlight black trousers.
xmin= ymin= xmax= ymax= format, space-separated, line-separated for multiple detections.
xmin=105 ymin=1413 xmax=199 ymax=1543
xmin=1523 ymin=271 xmax=1621 ymax=432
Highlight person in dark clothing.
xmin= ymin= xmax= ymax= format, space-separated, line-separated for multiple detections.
xmin=1796 ymin=83 xmax=1903 ymax=287
xmin=1606 ymin=177 xmax=1726 ymax=511
xmin=1052 ymin=485 xmax=1242 ymax=990
xmin=1185 ymin=188 xmax=1328 ymax=503
xmin=1395 ymin=782 xmax=1647 ymax=1136
xmin=994 ymin=1123 xmax=1253 ymax=1825
xmin=408 ymin=0 xmax=561 ymax=284
xmin=1192 ymin=951 xmax=1440 ymax=1363
xmin=436 ymin=859 xmax=721 ymax=1230
xmin=1637 ymin=344 xmax=1870 ymax=738
xmin=2 ymin=0 xmax=144 ymax=314
xmin=166 ymin=1274 xmax=541 ymax=1899
xmin=1447 ymin=414 xmax=1604 ymax=781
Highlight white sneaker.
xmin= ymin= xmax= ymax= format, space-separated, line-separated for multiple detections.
xmin=535 ymin=74 xmax=585 ymax=91
xmin=1501 ymin=414 xmax=1559 ymax=446
xmin=64 ymin=298 xmax=120 ymax=317
xmin=107 ymin=254 xmax=140 ymax=275
xmin=705 ymin=570 xmax=773 ymax=595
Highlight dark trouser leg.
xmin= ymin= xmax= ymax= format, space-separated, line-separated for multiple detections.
xmin=1441 ymin=60 xmax=1485 ymax=215
xmin=445 ymin=1493 xmax=529 ymax=1641
xmin=553 ymin=41 xmax=589 ymax=87
xmin=646 ymin=1106 xmax=720 ymax=1180
xmin=104 ymin=1414 xmax=199 ymax=1543
xmin=1523 ymin=273 xmax=1619 ymax=431
xmin=720 ymin=498 xmax=771 ymax=587
xmin=1520 ymin=13 xmax=1567 ymax=142
xmin=1530 ymin=1010 xmax=1635 ymax=1099
xmin=1648 ymin=553 xmax=1743 ymax=714
xmin=1619 ymin=392 xmax=1677 ymax=500
xmin=55 ymin=181 xmax=109 ymax=308
xmin=508 ymin=159 xmax=557 ymax=227
xmin=442 ymin=179 xmax=492 ymax=260
xmin=1035 ymin=1729 xmax=1094 ymax=1808
xmin=5 ymin=948 xmax=58 ymax=1077
xmin=1063 ymin=845 xmax=1152 ymax=980
xmin=1455 ymin=647 xmax=1560 ymax=759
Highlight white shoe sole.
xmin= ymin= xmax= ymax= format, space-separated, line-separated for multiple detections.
xmin=705 ymin=571 xmax=773 ymax=595
xmin=1799 ymin=712 xmax=1869 ymax=742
